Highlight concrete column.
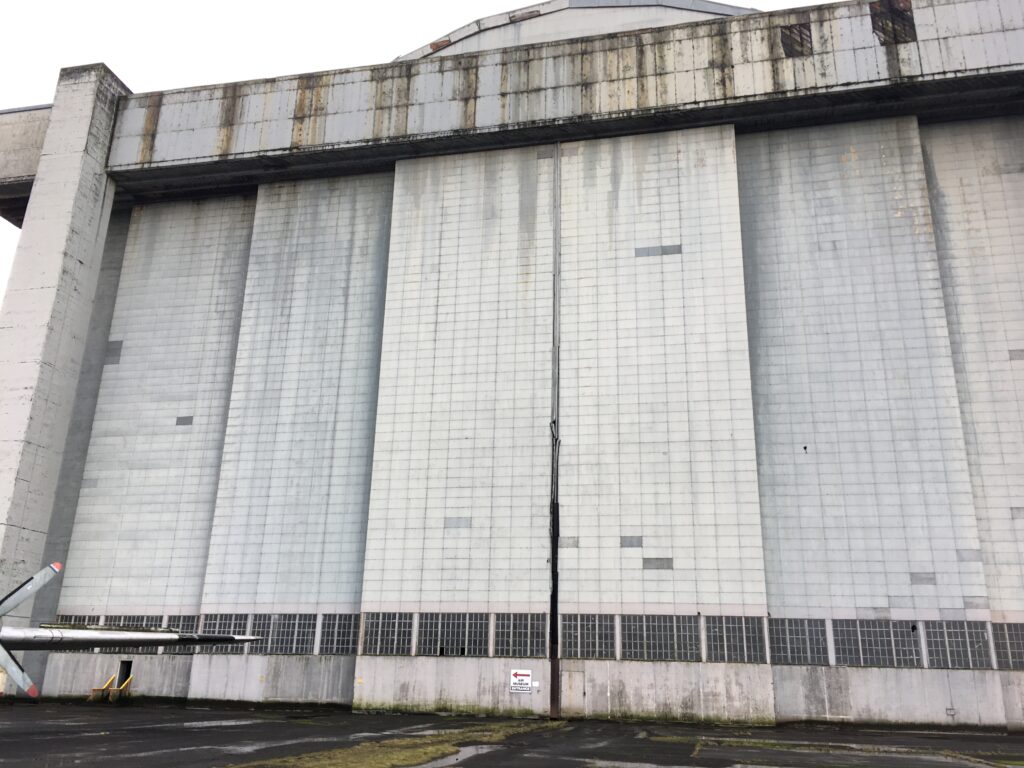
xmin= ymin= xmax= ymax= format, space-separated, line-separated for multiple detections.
xmin=0 ymin=65 xmax=129 ymax=623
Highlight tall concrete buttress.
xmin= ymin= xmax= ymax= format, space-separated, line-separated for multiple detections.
xmin=0 ymin=66 xmax=129 ymax=629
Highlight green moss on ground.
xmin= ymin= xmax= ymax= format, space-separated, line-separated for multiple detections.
xmin=234 ymin=719 xmax=565 ymax=768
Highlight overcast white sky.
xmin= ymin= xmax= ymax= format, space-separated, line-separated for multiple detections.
xmin=0 ymin=0 xmax=799 ymax=300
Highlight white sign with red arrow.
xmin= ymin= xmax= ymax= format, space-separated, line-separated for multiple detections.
xmin=509 ymin=669 xmax=532 ymax=693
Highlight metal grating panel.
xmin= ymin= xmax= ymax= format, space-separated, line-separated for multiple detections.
xmin=320 ymin=614 xmax=360 ymax=655
xmin=768 ymin=618 xmax=828 ymax=665
xmin=361 ymin=612 xmax=413 ymax=655
xmin=199 ymin=614 xmax=249 ymax=655
xmin=494 ymin=613 xmax=546 ymax=658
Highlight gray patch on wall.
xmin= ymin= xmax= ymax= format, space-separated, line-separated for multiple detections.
xmin=910 ymin=572 xmax=937 ymax=585
xmin=444 ymin=517 xmax=471 ymax=529
xmin=620 ymin=536 xmax=643 ymax=548
xmin=175 ymin=416 xmax=193 ymax=426
xmin=105 ymin=340 xmax=123 ymax=364
xmin=635 ymin=244 xmax=682 ymax=258
xmin=643 ymin=558 xmax=672 ymax=570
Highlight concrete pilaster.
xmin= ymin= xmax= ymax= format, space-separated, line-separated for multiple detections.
xmin=0 ymin=65 xmax=129 ymax=624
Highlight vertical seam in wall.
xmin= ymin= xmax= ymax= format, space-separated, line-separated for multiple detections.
xmin=918 ymin=118 xmax=995 ymax=614
xmin=351 ymin=175 xmax=395 ymax=615
xmin=550 ymin=142 xmax=561 ymax=718
xmin=319 ymin=183 xmax=358 ymax=612
xmin=193 ymin=197 xmax=258 ymax=617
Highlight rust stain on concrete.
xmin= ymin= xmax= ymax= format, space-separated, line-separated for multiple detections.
xmin=217 ymin=83 xmax=241 ymax=157
xmin=291 ymin=73 xmax=332 ymax=149
xmin=710 ymin=22 xmax=735 ymax=100
xmin=138 ymin=92 xmax=163 ymax=165
xmin=457 ymin=60 xmax=479 ymax=130
xmin=371 ymin=64 xmax=412 ymax=139
xmin=499 ymin=59 xmax=510 ymax=124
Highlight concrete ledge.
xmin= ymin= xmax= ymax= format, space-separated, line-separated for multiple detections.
xmin=773 ymin=665 xmax=1016 ymax=728
xmin=43 ymin=653 xmax=192 ymax=699
xmin=561 ymin=660 xmax=776 ymax=723
xmin=188 ymin=655 xmax=356 ymax=704
xmin=353 ymin=656 xmax=550 ymax=716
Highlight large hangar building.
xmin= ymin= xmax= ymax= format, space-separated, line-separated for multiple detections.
xmin=1 ymin=0 xmax=1024 ymax=726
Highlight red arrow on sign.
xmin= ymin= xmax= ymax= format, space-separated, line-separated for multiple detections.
xmin=512 ymin=672 xmax=529 ymax=679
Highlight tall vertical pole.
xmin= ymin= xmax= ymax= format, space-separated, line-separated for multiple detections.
xmin=549 ymin=143 xmax=561 ymax=718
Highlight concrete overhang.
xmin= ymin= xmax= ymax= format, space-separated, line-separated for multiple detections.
xmin=0 ymin=0 xmax=1022 ymax=214
xmin=0 ymin=105 xmax=51 ymax=225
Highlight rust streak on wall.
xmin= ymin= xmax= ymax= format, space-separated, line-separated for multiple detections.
xmin=290 ymin=73 xmax=331 ymax=149
xmin=217 ymin=83 xmax=241 ymax=157
xmin=138 ymin=92 xmax=163 ymax=166
xmin=458 ymin=59 xmax=479 ymax=130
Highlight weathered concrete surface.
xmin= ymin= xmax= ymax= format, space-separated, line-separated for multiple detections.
xmin=560 ymin=660 xmax=775 ymax=722
xmin=772 ymin=665 xmax=1012 ymax=728
xmin=0 ymin=106 xmax=49 ymax=222
xmin=93 ymin=0 xmax=1024 ymax=196
xmin=353 ymin=656 xmax=550 ymax=715
xmin=188 ymin=655 xmax=356 ymax=704
xmin=43 ymin=653 xmax=193 ymax=699
xmin=1002 ymin=673 xmax=1024 ymax=731
xmin=42 ymin=652 xmax=357 ymax=703
xmin=0 ymin=0 xmax=1020 ymax=202
xmin=0 ymin=65 xmax=129 ymax=665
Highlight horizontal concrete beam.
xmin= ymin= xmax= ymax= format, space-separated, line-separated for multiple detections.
xmin=102 ymin=0 xmax=1024 ymax=178
xmin=0 ymin=0 xmax=1023 ymax=206
xmin=0 ymin=106 xmax=50 ymax=224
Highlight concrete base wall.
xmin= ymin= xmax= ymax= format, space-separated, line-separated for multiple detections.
xmin=352 ymin=657 xmax=549 ymax=716
xmin=773 ymin=666 xmax=1018 ymax=728
xmin=39 ymin=651 xmax=1024 ymax=728
xmin=1001 ymin=675 xmax=1024 ymax=732
xmin=43 ymin=654 xmax=193 ymax=699
xmin=187 ymin=655 xmax=356 ymax=704
xmin=42 ymin=653 xmax=356 ymax=704
xmin=560 ymin=660 xmax=775 ymax=723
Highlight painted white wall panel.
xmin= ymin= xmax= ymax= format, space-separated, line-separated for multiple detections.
xmin=739 ymin=118 xmax=988 ymax=620
xmin=201 ymin=175 xmax=393 ymax=614
xmin=558 ymin=126 xmax=766 ymax=616
xmin=59 ymin=197 xmax=254 ymax=614
xmin=923 ymin=116 xmax=1024 ymax=621
xmin=362 ymin=147 xmax=554 ymax=613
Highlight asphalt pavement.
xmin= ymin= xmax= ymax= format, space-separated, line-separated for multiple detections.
xmin=0 ymin=700 xmax=1020 ymax=767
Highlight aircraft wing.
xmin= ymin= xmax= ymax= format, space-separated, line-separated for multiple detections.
xmin=0 ymin=642 xmax=37 ymax=698
xmin=0 ymin=562 xmax=62 ymax=619
xmin=0 ymin=627 xmax=259 ymax=651
xmin=0 ymin=561 xmax=258 ymax=697
xmin=0 ymin=562 xmax=63 ymax=697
